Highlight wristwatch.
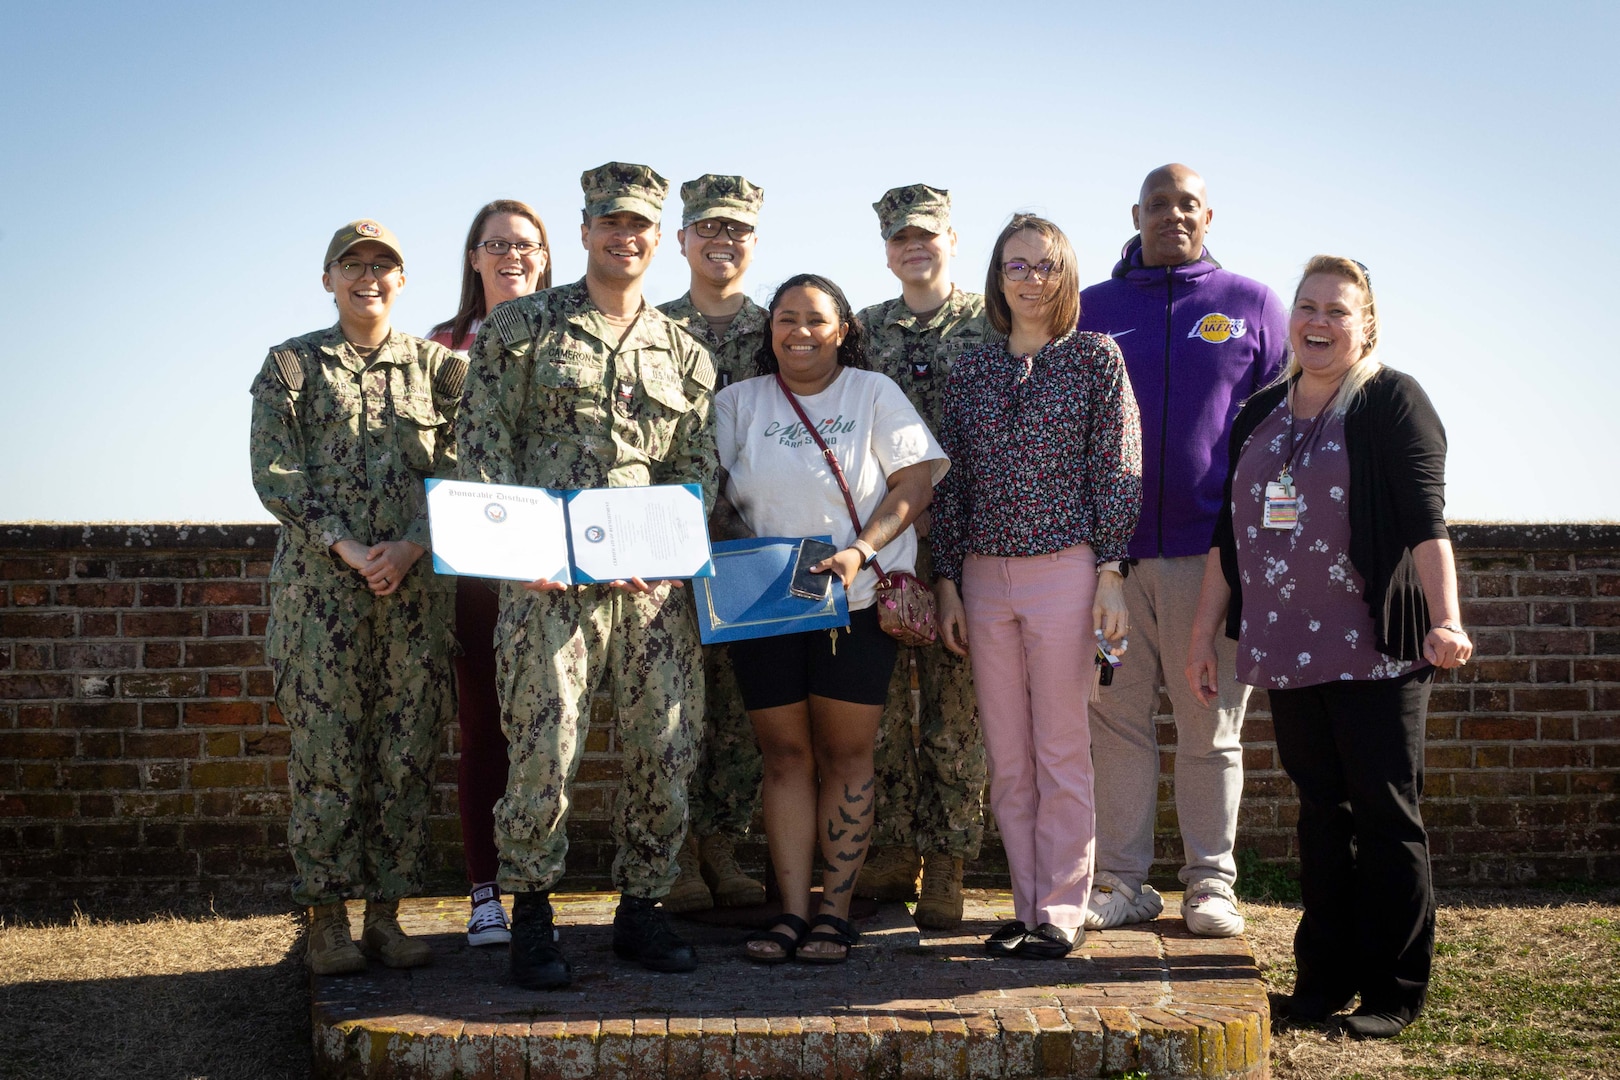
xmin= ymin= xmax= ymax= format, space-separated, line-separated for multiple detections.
xmin=1097 ymin=560 xmax=1128 ymax=578
xmin=853 ymin=539 xmax=878 ymax=569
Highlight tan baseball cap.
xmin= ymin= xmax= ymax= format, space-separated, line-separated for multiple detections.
xmin=873 ymin=184 xmax=952 ymax=240
xmin=324 ymin=219 xmax=404 ymax=268
xmin=581 ymin=161 xmax=669 ymax=224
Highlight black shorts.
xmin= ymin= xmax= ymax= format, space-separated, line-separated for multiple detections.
xmin=728 ymin=606 xmax=900 ymax=710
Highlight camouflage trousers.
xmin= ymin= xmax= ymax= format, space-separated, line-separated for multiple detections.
xmin=267 ymin=582 xmax=453 ymax=907
xmin=688 ymin=643 xmax=763 ymax=840
xmin=871 ymin=539 xmax=987 ymax=857
xmin=493 ymin=582 xmax=703 ymax=897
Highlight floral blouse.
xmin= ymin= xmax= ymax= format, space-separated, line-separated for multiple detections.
xmin=1231 ymin=397 xmax=1418 ymax=688
xmin=931 ymin=330 xmax=1142 ymax=583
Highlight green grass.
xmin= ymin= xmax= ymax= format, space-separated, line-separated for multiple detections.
xmin=1234 ymin=847 xmax=1303 ymax=903
xmin=1249 ymin=886 xmax=1620 ymax=1080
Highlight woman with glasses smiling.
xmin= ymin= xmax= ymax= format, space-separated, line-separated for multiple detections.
xmin=930 ymin=214 xmax=1142 ymax=960
xmin=250 ymin=219 xmax=464 ymax=977
xmin=428 ymin=200 xmax=552 ymax=950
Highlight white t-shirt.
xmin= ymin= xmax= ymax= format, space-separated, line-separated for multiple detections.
xmin=716 ymin=367 xmax=949 ymax=610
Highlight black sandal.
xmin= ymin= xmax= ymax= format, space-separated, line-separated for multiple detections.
xmin=797 ymin=913 xmax=859 ymax=965
xmin=744 ymin=913 xmax=811 ymax=965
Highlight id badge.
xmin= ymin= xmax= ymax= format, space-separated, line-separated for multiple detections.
xmin=1262 ymin=482 xmax=1298 ymax=530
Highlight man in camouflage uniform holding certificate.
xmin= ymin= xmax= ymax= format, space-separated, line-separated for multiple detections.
xmin=854 ymin=185 xmax=994 ymax=928
xmin=457 ymin=163 xmax=716 ymax=988
xmin=658 ymin=174 xmax=769 ymax=913
xmin=250 ymin=219 xmax=461 ymax=976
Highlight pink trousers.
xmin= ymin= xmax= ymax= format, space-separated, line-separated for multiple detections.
xmin=962 ymin=544 xmax=1098 ymax=931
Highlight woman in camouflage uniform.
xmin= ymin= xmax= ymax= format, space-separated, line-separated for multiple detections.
xmin=249 ymin=220 xmax=463 ymax=975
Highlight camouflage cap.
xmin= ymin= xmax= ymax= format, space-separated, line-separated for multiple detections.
xmin=324 ymin=219 xmax=404 ymax=268
xmin=581 ymin=161 xmax=669 ymax=224
xmin=678 ymin=174 xmax=764 ymax=228
xmin=873 ymin=184 xmax=952 ymax=240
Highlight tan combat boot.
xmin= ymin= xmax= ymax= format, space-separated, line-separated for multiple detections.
xmin=913 ymin=854 xmax=965 ymax=929
xmin=360 ymin=899 xmax=432 ymax=968
xmin=306 ymin=902 xmax=365 ymax=976
xmin=854 ymin=845 xmax=922 ymax=901
xmin=662 ymin=835 xmax=714 ymax=913
xmin=699 ymin=833 xmax=766 ymax=907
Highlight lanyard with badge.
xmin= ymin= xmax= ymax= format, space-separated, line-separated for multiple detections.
xmin=1263 ymin=389 xmax=1328 ymax=530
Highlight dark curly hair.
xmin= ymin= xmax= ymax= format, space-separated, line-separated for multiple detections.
xmin=752 ymin=273 xmax=870 ymax=376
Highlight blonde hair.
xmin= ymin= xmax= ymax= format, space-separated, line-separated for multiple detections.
xmin=1283 ymin=255 xmax=1380 ymax=416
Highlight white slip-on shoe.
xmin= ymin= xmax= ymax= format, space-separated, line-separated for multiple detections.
xmin=1083 ymin=870 xmax=1165 ymax=930
xmin=1181 ymin=878 xmax=1246 ymax=937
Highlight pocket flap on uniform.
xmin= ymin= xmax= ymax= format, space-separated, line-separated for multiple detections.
xmin=395 ymin=393 xmax=444 ymax=427
xmin=533 ymin=357 xmax=604 ymax=391
xmin=301 ymin=385 xmax=361 ymax=422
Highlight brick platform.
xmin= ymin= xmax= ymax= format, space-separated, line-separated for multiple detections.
xmin=312 ymin=890 xmax=1268 ymax=1079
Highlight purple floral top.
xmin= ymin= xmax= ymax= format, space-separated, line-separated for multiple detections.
xmin=1232 ymin=398 xmax=1419 ymax=688
xmin=931 ymin=330 xmax=1142 ymax=583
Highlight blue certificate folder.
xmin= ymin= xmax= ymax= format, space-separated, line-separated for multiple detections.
xmin=695 ymin=537 xmax=850 ymax=644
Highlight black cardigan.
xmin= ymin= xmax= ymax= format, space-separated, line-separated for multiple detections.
xmin=1212 ymin=366 xmax=1450 ymax=661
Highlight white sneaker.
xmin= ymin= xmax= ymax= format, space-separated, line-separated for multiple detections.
xmin=466 ymin=894 xmax=512 ymax=947
xmin=1083 ymin=871 xmax=1165 ymax=930
xmin=1182 ymin=878 xmax=1245 ymax=937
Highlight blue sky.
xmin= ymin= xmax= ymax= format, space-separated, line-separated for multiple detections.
xmin=2 ymin=1 xmax=1615 ymax=523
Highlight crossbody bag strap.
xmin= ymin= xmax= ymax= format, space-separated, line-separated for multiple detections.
xmin=774 ymin=373 xmax=887 ymax=579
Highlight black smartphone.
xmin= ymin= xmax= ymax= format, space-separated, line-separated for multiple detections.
xmin=789 ymin=539 xmax=840 ymax=601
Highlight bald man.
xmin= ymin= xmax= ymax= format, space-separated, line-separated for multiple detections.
xmin=1079 ymin=165 xmax=1288 ymax=937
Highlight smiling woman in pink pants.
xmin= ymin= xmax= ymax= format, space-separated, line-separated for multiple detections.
xmin=931 ymin=214 xmax=1142 ymax=960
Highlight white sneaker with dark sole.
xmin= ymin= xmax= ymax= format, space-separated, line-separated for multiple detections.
xmin=1182 ymin=878 xmax=1245 ymax=937
xmin=1083 ymin=871 xmax=1165 ymax=930
xmin=466 ymin=896 xmax=512 ymax=947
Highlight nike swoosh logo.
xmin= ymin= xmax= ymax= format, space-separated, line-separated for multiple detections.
xmin=1109 ymin=329 xmax=1136 ymax=338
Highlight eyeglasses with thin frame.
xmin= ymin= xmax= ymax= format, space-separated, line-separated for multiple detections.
xmin=691 ymin=219 xmax=755 ymax=241
xmin=1002 ymin=260 xmax=1059 ymax=282
xmin=330 ymin=259 xmax=402 ymax=282
xmin=474 ymin=239 xmax=545 ymax=256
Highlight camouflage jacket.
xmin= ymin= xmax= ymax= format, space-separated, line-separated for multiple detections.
xmin=249 ymin=325 xmax=463 ymax=589
xmin=657 ymin=292 xmax=768 ymax=390
xmin=857 ymin=288 xmax=993 ymax=433
xmin=457 ymin=280 xmax=718 ymax=509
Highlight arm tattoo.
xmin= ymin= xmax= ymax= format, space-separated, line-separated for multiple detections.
xmin=860 ymin=511 xmax=905 ymax=552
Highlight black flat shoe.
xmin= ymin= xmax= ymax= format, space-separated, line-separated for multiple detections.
xmin=984 ymin=920 xmax=1029 ymax=956
xmin=797 ymin=913 xmax=858 ymax=965
xmin=1014 ymin=922 xmax=1081 ymax=960
xmin=1276 ymin=987 xmax=1355 ymax=1023
xmin=744 ymin=913 xmax=811 ymax=965
xmin=1344 ymin=1009 xmax=1411 ymax=1039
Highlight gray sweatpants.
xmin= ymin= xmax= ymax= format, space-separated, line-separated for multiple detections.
xmin=1088 ymin=554 xmax=1249 ymax=890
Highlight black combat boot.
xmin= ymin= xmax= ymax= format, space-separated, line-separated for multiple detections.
xmin=509 ymin=891 xmax=570 ymax=990
xmin=612 ymin=894 xmax=698 ymax=973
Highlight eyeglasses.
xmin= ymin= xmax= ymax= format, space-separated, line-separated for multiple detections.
xmin=474 ymin=239 xmax=545 ymax=256
xmin=1002 ymin=260 xmax=1059 ymax=281
xmin=691 ymin=219 xmax=755 ymax=241
xmin=331 ymin=259 xmax=402 ymax=281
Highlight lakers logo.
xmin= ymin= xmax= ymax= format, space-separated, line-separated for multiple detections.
xmin=1188 ymin=313 xmax=1248 ymax=343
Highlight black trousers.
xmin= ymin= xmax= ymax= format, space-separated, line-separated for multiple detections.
xmin=1269 ymin=667 xmax=1435 ymax=1021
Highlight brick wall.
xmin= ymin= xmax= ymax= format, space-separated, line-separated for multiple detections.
xmin=2 ymin=523 xmax=1616 ymax=909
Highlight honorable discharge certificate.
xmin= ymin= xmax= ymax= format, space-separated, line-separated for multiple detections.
xmin=426 ymin=479 xmax=713 ymax=584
